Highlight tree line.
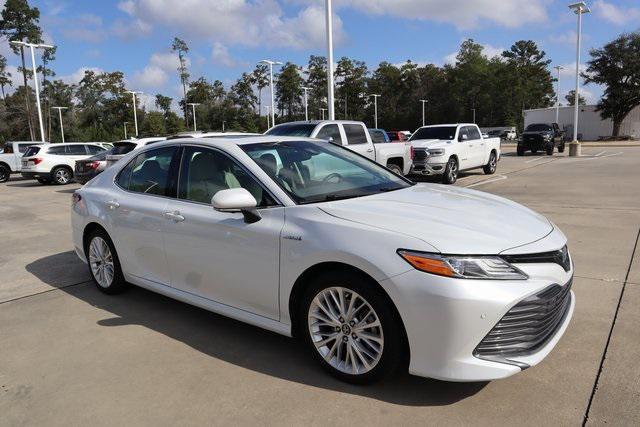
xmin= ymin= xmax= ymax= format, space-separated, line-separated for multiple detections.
xmin=1 ymin=0 xmax=639 ymax=144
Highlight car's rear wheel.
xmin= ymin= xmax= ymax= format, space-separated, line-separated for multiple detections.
xmin=52 ymin=166 xmax=72 ymax=185
xmin=85 ymin=229 xmax=128 ymax=294
xmin=386 ymin=163 xmax=403 ymax=176
xmin=0 ymin=165 xmax=9 ymax=183
xmin=442 ymin=157 xmax=458 ymax=184
xmin=531 ymin=148 xmax=538 ymax=154
xmin=516 ymin=146 xmax=525 ymax=156
xmin=483 ymin=151 xmax=497 ymax=175
xmin=300 ymin=271 xmax=405 ymax=384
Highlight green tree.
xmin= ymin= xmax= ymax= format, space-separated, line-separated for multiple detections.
xmin=251 ymin=64 xmax=269 ymax=116
xmin=335 ymin=57 xmax=368 ymax=120
xmin=141 ymin=111 xmax=166 ymax=136
xmin=0 ymin=0 xmax=43 ymax=140
xmin=38 ymin=45 xmax=56 ymax=140
xmin=275 ymin=62 xmax=303 ymax=121
xmin=155 ymin=94 xmax=173 ymax=116
xmin=0 ymin=55 xmax=12 ymax=101
xmin=304 ymin=55 xmax=328 ymax=119
xmin=565 ymin=90 xmax=586 ymax=106
xmin=171 ymin=37 xmax=190 ymax=125
xmin=584 ymin=32 xmax=640 ymax=136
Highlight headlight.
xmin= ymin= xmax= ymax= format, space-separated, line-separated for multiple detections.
xmin=398 ymin=250 xmax=529 ymax=280
xmin=427 ymin=148 xmax=445 ymax=157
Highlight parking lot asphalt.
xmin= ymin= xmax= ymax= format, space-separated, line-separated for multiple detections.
xmin=1 ymin=145 xmax=638 ymax=426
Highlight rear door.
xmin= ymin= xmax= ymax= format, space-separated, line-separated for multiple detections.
xmin=342 ymin=123 xmax=375 ymax=160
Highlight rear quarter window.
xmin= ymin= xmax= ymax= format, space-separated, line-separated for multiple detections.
xmin=23 ymin=146 xmax=41 ymax=157
xmin=343 ymin=124 xmax=368 ymax=145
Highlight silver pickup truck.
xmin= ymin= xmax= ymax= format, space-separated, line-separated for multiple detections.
xmin=0 ymin=141 xmax=45 ymax=183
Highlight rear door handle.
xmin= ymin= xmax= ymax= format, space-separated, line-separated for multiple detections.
xmin=106 ymin=200 xmax=120 ymax=209
xmin=163 ymin=211 xmax=185 ymax=222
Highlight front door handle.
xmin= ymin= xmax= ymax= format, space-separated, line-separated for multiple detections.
xmin=163 ymin=211 xmax=185 ymax=222
xmin=106 ymin=200 xmax=120 ymax=209
xmin=366 ymin=148 xmax=374 ymax=153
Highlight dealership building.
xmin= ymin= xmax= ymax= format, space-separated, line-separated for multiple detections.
xmin=523 ymin=105 xmax=640 ymax=141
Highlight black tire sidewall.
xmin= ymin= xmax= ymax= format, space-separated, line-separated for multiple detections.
xmin=0 ymin=165 xmax=9 ymax=183
xmin=85 ymin=229 xmax=128 ymax=294
xmin=387 ymin=164 xmax=402 ymax=176
xmin=298 ymin=271 xmax=405 ymax=384
xmin=483 ymin=152 xmax=497 ymax=175
xmin=443 ymin=157 xmax=457 ymax=184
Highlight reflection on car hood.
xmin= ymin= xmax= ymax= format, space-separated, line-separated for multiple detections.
xmin=409 ymin=139 xmax=452 ymax=148
xmin=319 ymin=184 xmax=554 ymax=254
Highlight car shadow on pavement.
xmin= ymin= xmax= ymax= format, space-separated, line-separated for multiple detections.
xmin=6 ymin=181 xmax=44 ymax=188
xmin=27 ymin=251 xmax=488 ymax=406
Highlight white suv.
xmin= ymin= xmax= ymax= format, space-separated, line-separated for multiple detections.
xmin=21 ymin=143 xmax=107 ymax=185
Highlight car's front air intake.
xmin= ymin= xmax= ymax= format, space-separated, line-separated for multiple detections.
xmin=474 ymin=279 xmax=572 ymax=358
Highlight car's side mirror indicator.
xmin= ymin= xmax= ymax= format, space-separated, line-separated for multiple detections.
xmin=212 ymin=188 xmax=261 ymax=223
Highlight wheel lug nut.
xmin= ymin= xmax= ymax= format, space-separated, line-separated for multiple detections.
xmin=349 ymin=321 xmax=355 ymax=327
xmin=334 ymin=326 xmax=340 ymax=332
xmin=351 ymin=333 xmax=357 ymax=339
xmin=339 ymin=317 xmax=344 ymax=323
xmin=342 ymin=336 xmax=348 ymax=342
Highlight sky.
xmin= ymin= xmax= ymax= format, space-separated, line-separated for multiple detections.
xmin=1 ymin=0 xmax=639 ymax=112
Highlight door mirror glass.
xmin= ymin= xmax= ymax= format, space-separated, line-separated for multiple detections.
xmin=212 ymin=188 xmax=261 ymax=223
xmin=459 ymin=134 xmax=469 ymax=141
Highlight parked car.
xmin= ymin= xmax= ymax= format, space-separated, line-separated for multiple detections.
xmin=105 ymin=137 xmax=167 ymax=168
xmin=368 ymin=128 xmax=391 ymax=144
xmin=409 ymin=124 xmax=501 ymax=184
xmin=386 ymin=130 xmax=408 ymax=143
xmin=0 ymin=141 xmax=45 ymax=183
xmin=75 ymin=148 xmax=117 ymax=184
xmin=167 ymin=131 xmax=261 ymax=140
xmin=518 ymin=123 xmax=565 ymax=156
xmin=21 ymin=143 xmax=107 ymax=185
xmin=266 ymin=120 xmax=412 ymax=175
xmin=71 ymin=136 xmax=574 ymax=384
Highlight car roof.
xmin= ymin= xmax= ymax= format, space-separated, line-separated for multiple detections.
xmin=271 ymin=120 xmax=365 ymax=127
xmin=144 ymin=135 xmax=320 ymax=149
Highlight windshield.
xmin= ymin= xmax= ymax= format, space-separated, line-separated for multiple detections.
xmin=87 ymin=148 xmax=114 ymax=161
xmin=526 ymin=124 xmax=553 ymax=132
xmin=112 ymin=142 xmax=137 ymax=155
xmin=265 ymin=123 xmax=316 ymax=137
xmin=241 ymin=140 xmax=412 ymax=204
xmin=410 ymin=126 xmax=457 ymax=141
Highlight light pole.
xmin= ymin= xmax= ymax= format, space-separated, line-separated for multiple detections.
xmin=320 ymin=108 xmax=327 ymax=120
xmin=554 ymin=65 xmax=564 ymax=124
xmin=301 ymin=87 xmax=310 ymax=121
xmin=259 ymin=59 xmax=282 ymax=127
xmin=123 ymin=122 xmax=129 ymax=140
xmin=222 ymin=120 xmax=226 ymax=132
xmin=568 ymin=1 xmax=590 ymax=157
xmin=187 ymin=103 xmax=201 ymax=131
xmin=126 ymin=90 xmax=143 ymax=137
xmin=370 ymin=94 xmax=381 ymax=128
xmin=51 ymin=106 xmax=67 ymax=143
xmin=10 ymin=41 xmax=54 ymax=143
xmin=265 ymin=106 xmax=271 ymax=129
xmin=325 ymin=0 xmax=335 ymax=120
xmin=472 ymin=108 xmax=476 ymax=124
xmin=420 ymin=99 xmax=428 ymax=126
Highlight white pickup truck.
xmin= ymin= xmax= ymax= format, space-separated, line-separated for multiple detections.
xmin=266 ymin=120 xmax=412 ymax=175
xmin=0 ymin=141 xmax=45 ymax=183
xmin=409 ymin=124 xmax=501 ymax=184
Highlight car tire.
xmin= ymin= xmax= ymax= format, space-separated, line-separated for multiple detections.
xmin=531 ymin=148 xmax=538 ymax=154
xmin=85 ymin=228 xmax=128 ymax=295
xmin=52 ymin=166 xmax=73 ymax=185
xmin=483 ymin=151 xmax=497 ymax=175
xmin=386 ymin=163 xmax=403 ymax=176
xmin=558 ymin=143 xmax=565 ymax=153
xmin=37 ymin=178 xmax=50 ymax=184
xmin=516 ymin=146 xmax=525 ymax=156
xmin=546 ymin=144 xmax=554 ymax=156
xmin=299 ymin=270 xmax=406 ymax=384
xmin=442 ymin=157 xmax=458 ymax=184
xmin=0 ymin=164 xmax=9 ymax=183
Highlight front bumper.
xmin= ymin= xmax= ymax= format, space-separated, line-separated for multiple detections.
xmin=382 ymin=261 xmax=574 ymax=382
xmin=410 ymin=161 xmax=446 ymax=176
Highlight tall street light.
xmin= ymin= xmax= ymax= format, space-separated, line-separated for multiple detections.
xmin=301 ymin=87 xmax=311 ymax=121
xmin=187 ymin=103 xmax=201 ymax=131
xmin=472 ymin=108 xmax=476 ymax=124
xmin=325 ymin=0 xmax=335 ymax=120
xmin=568 ymin=1 xmax=590 ymax=157
xmin=554 ymin=65 xmax=564 ymax=124
xmin=259 ymin=59 xmax=282 ymax=127
xmin=123 ymin=122 xmax=129 ymax=140
xmin=51 ymin=106 xmax=67 ymax=143
xmin=10 ymin=41 xmax=54 ymax=143
xmin=320 ymin=108 xmax=327 ymax=120
xmin=420 ymin=99 xmax=428 ymax=127
xmin=126 ymin=90 xmax=143 ymax=137
xmin=265 ymin=106 xmax=271 ymax=129
xmin=370 ymin=94 xmax=381 ymax=129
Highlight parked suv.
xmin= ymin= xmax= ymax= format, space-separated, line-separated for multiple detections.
xmin=518 ymin=123 xmax=565 ymax=156
xmin=21 ymin=143 xmax=107 ymax=185
xmin=0 ymin=141 xmax=45 ymax=183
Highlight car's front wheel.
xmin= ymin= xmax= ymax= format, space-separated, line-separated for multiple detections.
xmin=85 ymin=228 xmax=128 ymax=294
xmin=300 ymin=271 xmax=405 ymax=384
xmin=546 ymin=143 xmax=554 ymax=155
xmin=442 ymin=157 xmax=458 ymax=184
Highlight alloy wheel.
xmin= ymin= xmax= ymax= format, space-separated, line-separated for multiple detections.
xmin=448 ymin=159 xmax=458 ymax=182
xmin=89 ymin=237 xmax=115 ymax=288
xmin=55 ymin=168 xmax=70 ymax=184
xmin=308 ymin=287 xmax=384 ymax=375
xmin=489 ymin=154 xmax=497 ymax=172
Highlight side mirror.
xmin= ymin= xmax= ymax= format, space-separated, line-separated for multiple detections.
xmin=327 ymin=136 xmax=339 ymax=145
xmin=459 ymin=134 xmax=468 ymax=142
xmin=212 ymin=188 xmax=261 ymax=223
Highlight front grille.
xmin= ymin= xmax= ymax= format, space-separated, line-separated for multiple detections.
xmin=502 ymin=246 xmax=571 ymax=272
xmin=413 ymin=148 xmax=428 ymax=162
xmin=474 ymin=279 xmax=572 ymax=358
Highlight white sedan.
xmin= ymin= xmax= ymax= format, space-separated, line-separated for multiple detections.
xmin=71 ymin=136 xmax=574 ymax=383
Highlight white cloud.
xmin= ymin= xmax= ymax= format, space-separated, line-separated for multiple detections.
xmin=111 ymin=18 xmax=152 ymax=39
xmin=212 ymin=42 xmax=239 ymax=67
xmin=594 ymin=1 xmax=640 ymax=26
xmin=117 ymin=0 xmax=136 ymax=15
xmin=132 ymin=65 xmax=168 ymax=89
xmin=60 ymin=13 xmax=107 ymax=42
xmin=557 ymin=62 xmax=587 ymax=78
xmin=60 ymin=67 xmax=104 ymax=85
xmin=549 ymin=30 xmax=582 ymax=45
xmin=116 ymin=1 xmax=344 ymax=49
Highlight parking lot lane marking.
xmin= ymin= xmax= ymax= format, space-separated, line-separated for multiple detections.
xmin=568 ymin=152 xmax=623 ymax=163
xmin=525 ymin=156 xmax=544 ymax=164
xmin=0 ymin=280 xmax=93 ymax=306
xmin=465 ymin=174 xmax=507 ymax=188
xmin=594 ymin=151 xmax=606 ymax=157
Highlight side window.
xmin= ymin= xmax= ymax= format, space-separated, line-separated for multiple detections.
xmin=3 ymin=143 xmax=14 ymax=154
xmin=370 ymin=130 xmax=386 ymax=144
xmin=86 ymin=145 xmax=104 ymax=155
xmin=47 ymin=146 xmax=66 ymax=155
xmin=66 ymin=145 xmax=88 ymax=155
xmin=129 ymin=147 xmax=178 ymax=196
xmin=116 ymin=158 xmax=135 ymax=189
xmin=458 ymin=127 xmax=469 ymax=141
xmin=316 ymin=124 xmax=342 ymax=145
xmin=467 ymin=126 xmax=481 ymax=140
xmin=343 ymin=124 xmax=368 ymax=145
xmin=178 ymin=146 xmax=276 ymax=207
xmin=18 ymin=144 xmax=34 ymax=154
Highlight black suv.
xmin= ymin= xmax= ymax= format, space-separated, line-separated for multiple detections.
xmin=518 ymin=123 xmax=565 ymax=156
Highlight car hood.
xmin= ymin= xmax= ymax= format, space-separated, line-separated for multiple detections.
xmin=522 ymin=131 xmax=552 ymax=136
xmin=319 ymin=184 xmax=554 ymax=254
xmin=409 ymin=139 xmax=452 ymax=149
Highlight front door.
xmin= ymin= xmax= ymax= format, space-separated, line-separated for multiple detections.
xmin=162 ymin=145 xmax=284 ymax=320
xmin=341 ymin=123 xmax=376 ymax=161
